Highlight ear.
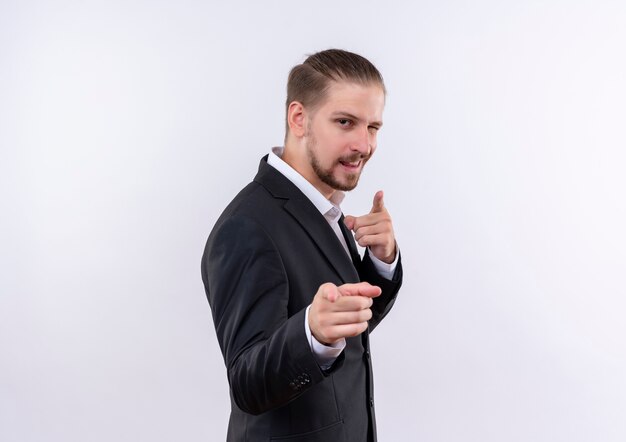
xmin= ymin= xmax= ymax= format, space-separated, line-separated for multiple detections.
xmin=287 ymin=101 xmax=306 ymax=138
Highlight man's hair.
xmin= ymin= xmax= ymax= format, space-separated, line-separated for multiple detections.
xmin=285 ymin=49 xmax=385 ymax=134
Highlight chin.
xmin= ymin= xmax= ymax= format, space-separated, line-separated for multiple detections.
xmin=334 ymin=176 xmax=360 ymax=191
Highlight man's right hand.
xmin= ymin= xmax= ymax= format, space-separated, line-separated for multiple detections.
xmin=308 ymin=282 xmax=382 ymax=345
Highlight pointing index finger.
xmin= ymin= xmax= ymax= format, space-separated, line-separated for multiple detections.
xmin=371 ymin=190 xmax=385 ymax=213
xmin=337 ymin=282 xmax=382 ymax=298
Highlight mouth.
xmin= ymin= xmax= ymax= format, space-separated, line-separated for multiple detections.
xmin=339 ymin=159 xmax=362 ymax=170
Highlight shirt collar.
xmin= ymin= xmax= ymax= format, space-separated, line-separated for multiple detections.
xmin=267 ymin=146 xmax=345 ymax=220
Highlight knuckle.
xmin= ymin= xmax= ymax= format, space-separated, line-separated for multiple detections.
xmin=355 ymin=323 xmax=367 ymax=336
xmin=357 ymin=311 xmax=367 ymax=322
xmin=350 ymin=324 xmax=361 ymax=337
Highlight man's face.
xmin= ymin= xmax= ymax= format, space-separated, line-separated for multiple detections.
xmin=303 ymin=81 xmax=385 ymax=194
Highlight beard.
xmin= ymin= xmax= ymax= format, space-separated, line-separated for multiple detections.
xmin=305 ymin=132 xmax=371 ymax=192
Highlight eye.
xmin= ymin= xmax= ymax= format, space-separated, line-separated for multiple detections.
xmin=368 ymin=125 xmax=380 ymax=133
xmin=337 ymin=119 xmax=353 ymax=127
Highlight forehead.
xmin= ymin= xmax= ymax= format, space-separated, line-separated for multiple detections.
xmin=317 ymin=81 xmax=385 ymax=121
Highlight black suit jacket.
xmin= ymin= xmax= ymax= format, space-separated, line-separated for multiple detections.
xmin=201 ymin=157 xmax=402 ymax=441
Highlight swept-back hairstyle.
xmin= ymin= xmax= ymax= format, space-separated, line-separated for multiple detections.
xmin=285 ymin=49 xmax=385 ymax=134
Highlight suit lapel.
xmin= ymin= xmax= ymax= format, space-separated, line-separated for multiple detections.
xmin=283 ymin=199 xmax=359 ymax=283
xmin=254 ymin=156 xmax=360 ymax=284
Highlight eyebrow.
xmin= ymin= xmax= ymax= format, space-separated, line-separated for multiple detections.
xmin=331 ymin=111 xmax=383 ymax=128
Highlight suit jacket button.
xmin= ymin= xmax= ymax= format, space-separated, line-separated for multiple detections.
xmin=369 ymin=398 xmax=374 ymax=407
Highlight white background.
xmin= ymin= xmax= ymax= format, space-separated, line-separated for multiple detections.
xmin=2 ymin=1 xmax=625 ymax=441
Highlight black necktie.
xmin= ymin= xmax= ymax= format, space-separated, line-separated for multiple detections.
xmin=339 ymin=214 xmax=361 ymax=268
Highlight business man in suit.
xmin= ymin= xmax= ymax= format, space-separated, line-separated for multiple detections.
xmin=201 ymin=49 xmax=403 ymax=441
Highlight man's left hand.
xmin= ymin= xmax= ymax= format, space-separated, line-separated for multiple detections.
xmin=344 ymin=190 xmax=397 ymax=264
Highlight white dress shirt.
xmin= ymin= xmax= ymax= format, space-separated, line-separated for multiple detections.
xmin=267 ymin=147 xmax=398 ymax=369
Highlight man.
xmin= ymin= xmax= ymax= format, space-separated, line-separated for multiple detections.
xmin=201 ymin=49 xmax=403 ymax=442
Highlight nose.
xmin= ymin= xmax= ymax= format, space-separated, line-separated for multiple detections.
xmin=350 ymin=126 xmax=373 ymax=157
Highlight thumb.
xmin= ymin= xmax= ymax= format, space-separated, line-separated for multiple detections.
xmin=371 ymin=190 xmax=385 ymax=213
xmin=343 ymin=215 xmax=356 ymax=230
xmin=321 ymin=283 xmax=340 ymax=303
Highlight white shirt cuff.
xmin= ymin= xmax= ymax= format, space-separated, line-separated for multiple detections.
xmin=368 ymin=245 xmax=399 ymax=280
xmin=304 ymin=305 xmax=345 ymax=370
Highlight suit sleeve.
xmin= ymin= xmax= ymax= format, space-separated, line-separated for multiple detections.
xmin=201 ymin=215 xmax=327 ymax=415
xmin=360 ymin=249 xmax=403 ymax=332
